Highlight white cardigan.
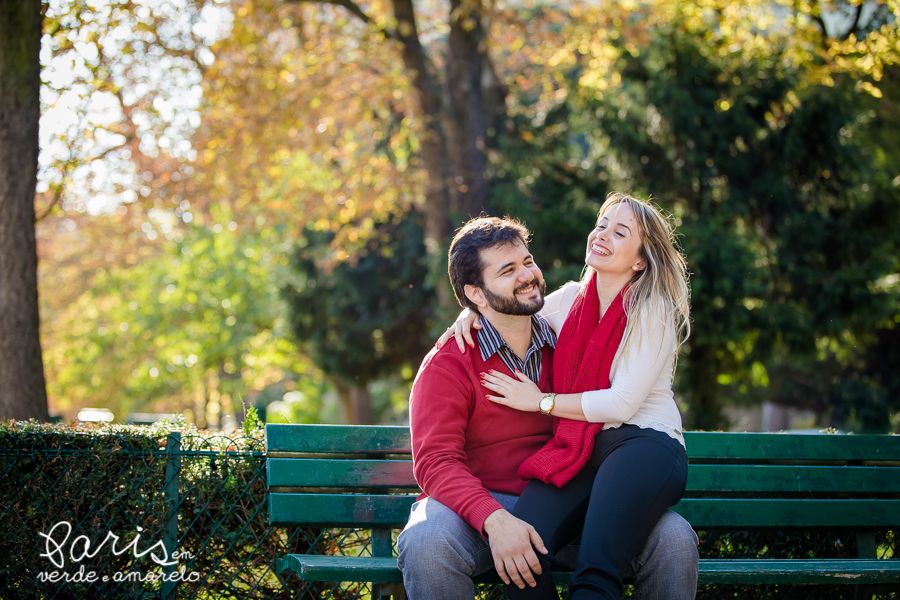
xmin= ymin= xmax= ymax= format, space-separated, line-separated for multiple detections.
xmin=539 ymin=282 xmax=685 ymax=446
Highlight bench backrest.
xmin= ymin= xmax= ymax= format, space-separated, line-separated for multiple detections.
xmin=266 ymin=424 xmax=900 ymax=530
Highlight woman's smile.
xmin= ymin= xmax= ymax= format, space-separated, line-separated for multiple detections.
xmin=590 ymin=242 xmax=612 ymax=256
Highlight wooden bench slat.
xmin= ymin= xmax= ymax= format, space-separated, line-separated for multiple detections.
xmin=268 ymin=458 xmax=418 ymax=489
xmin=278 ymin=556 xmax=900 ymax=585
xmin=269 ymin=493 xmax=417 ymax=527
xmin=684 ymin=431 xmax=900 ymax=461
xmin=696 ymin=559 xmax=900 ymax=584
xmin=268 ymin=459 xmax=900 ymax=494
xmin=270 ymin=493 xmax=900 ymax=528
xmin=266 ymin=426 xmax=900 ymax=460
xmin=279 ymin=556 xmax=405 ymax=583
xmin=686 ymin=464 xmax=900 ymax=493
xmin=673 ymin=498 xmax=900 ymax=528
xmin=266 ymin=424 xmax=411 ymax=455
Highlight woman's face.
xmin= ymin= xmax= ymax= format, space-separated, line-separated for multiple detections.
xmin=585 ymin=202 xmax=645 ymax=276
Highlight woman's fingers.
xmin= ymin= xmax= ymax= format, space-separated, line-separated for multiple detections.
xmin=462 ymin=326 xmax=475 ymax=350
xmin=453 ymin=322 xmax=467 ymax=353
xmin=486 ymin=394 xmax=512 ymax=407
xmin=514 ymin=369 xmax=534 ymax=383
xmin=481 ymin=379 xmax=501 ymax=392
xmin=436 ymin=328 xmax=452 ymax=348
xmin=483 ymin=370 xmax=517 ymax=385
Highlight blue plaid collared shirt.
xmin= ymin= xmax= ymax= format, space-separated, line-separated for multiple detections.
xmin=478 ymin=314 xmax=557 ymax=382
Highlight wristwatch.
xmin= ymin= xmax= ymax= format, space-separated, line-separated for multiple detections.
xmin=539 ymin=393 xmax=556 ymax=415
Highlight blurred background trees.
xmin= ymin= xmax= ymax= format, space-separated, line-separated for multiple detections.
xmin=10 ymin=0 xmax=899 ymax=431
xmin=282 ymin=211 xmax=435 ymax=424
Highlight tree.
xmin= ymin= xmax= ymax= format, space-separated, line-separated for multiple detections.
xmin=0 ymin=0 xmax=49 ymax=421
xmin=282 ymin=212 xmax=434 ymax=424
xmin=40 ymin=208 xmax=324 ymax=426
xmin=182 ymin=0 xmax=510 ymax=307
xmin=473 ymin=0 xmax=900 ymax=431
xmin=553 ymin=0 xmax=900 ymax=430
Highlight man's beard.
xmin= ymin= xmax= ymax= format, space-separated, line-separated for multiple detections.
xmin=482 ymin=278 xmax=547 ymax=316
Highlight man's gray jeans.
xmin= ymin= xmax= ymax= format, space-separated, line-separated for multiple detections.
xmin=397 ymin=492 xmax=698 ymax=600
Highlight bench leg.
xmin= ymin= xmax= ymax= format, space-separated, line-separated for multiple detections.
xmin=372 ymin=582 xmax=407 ymax=600
xmin=854 ymin=532 xmax=877 ymax=600
xmin=370 ymin=529 xmax=405 ymax=599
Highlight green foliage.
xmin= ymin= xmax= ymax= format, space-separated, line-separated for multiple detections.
xmin=584 ymin=23 xmax=900 ymax=431
xmin=488 ymin=100 xmax=610 ymax=291
xmin=46 ymin=218 xmax=323 ymax=424
xmin=492 ymin=13 xmax=900 ymax=431
xmin=282 ymin=211 xmax=435 ymax=395
xmin=241 ymin=403 xmax=264 ymax=437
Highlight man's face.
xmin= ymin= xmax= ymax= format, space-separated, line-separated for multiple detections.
xmin=476 ymin=242 xmax=546 ymax=316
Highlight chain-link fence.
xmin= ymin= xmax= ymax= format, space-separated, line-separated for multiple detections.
xmin=1 ymin=423 xmax=896 ymax=600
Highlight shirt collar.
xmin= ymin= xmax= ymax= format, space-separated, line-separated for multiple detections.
xmin=478 ymin=313 xmax=557 ymax=363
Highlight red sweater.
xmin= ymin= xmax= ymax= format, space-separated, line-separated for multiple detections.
xmin=409 ymin=333 xmax=554 ymax=534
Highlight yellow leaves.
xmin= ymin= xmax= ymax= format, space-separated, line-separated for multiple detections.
xmin=858 ymin=81 xmax=883 ymax=99
xmin=546 ymin=48 xmax=571 ymax=68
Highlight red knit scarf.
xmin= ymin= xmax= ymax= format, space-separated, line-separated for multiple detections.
xmin=518 ymin=272 xmax=627 ymax=487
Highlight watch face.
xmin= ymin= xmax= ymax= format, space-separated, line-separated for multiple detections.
xmin=540 ymin=398 xmax=552 ymax=411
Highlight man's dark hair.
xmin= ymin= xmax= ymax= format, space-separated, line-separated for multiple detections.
xmin=448 ymin=217 xmax=531 ymax=312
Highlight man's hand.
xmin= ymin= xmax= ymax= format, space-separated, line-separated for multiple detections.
xmin=483 ymin=509 xmax=548 ymax=589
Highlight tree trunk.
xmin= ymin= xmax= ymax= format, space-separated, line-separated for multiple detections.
xmin=387 ymin=0 xmax=500 ymax=305
xmin=336 ymin=382 xmax=375 ymax=425
xmin=683 ymin=342 xmax=725 ymax=431
xmin=446 ymin=0 xmax=489 ymax=218
xmin=0 ymin=0 xmax=49 ymax=422
xmin=391 ymin=0 xmax=454 ymax=305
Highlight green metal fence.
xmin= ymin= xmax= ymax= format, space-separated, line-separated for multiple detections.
xmin=1 ymin=425 xmax=896 ymax=600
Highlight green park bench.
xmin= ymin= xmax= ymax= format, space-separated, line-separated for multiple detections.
xmin=266 ymin=424 xmax=900 ymax=598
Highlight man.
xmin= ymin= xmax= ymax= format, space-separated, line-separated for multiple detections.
xmin=397 ymin=217 xmax=699 ymax=599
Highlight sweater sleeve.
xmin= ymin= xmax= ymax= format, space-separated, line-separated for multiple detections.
xmin=580 ymin=310 xmax=677 ymax=423
xmin=409 ymin=354 xmax=504 ymax=535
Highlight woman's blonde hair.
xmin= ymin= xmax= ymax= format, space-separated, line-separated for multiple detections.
xmin=582 ymin=192 xmax=691 ymax=356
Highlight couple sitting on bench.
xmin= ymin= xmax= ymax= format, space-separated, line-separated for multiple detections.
xmin=398 ymin=192 xmax=699 ymax=600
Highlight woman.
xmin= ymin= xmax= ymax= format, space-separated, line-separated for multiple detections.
xmin=438 ymin=192 xmax=691 ymax=599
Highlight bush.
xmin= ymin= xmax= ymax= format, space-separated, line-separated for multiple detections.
xmin=0 ymin=420 xmax=342 ymax=599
